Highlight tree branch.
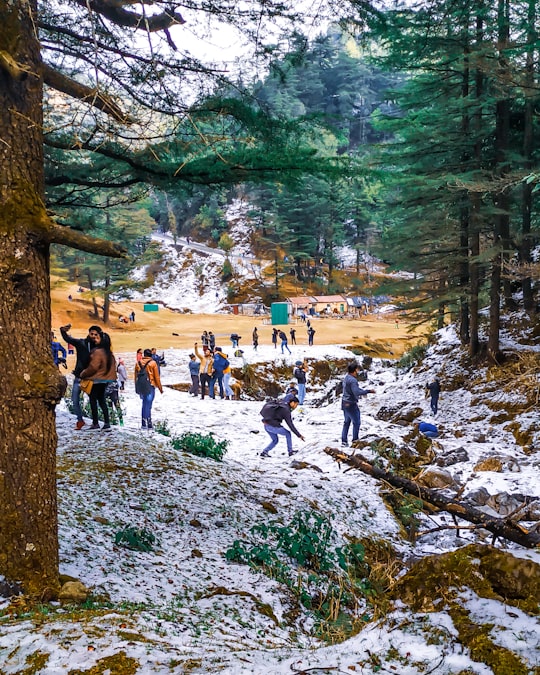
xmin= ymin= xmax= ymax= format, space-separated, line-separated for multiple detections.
xmin=324 ymin=447 xmax=540 ymax=549
xmin=46 ymin=175 xmax=141 ymax=189
xmin=73 ymin=0 xmax=185 ymax=31
xmin=0 ymin=50 xmax=29 ymax=80
xmin=42 ymin=63 xmax=134 ymax=124
xmin=48 ymin=222 xmax=127 ymax=258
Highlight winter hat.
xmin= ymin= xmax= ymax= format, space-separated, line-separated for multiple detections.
xmin=189 ymin=353 xmax=195 ymax=358
xmin=295 ymin=360 xmax=303 ymax=366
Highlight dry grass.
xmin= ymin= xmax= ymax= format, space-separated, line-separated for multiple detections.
xmin=50 ymin=277 xmax=424 ymax=357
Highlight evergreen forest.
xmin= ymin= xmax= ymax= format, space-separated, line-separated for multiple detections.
xmin=49 ymin=6 xmax=540 ymax=364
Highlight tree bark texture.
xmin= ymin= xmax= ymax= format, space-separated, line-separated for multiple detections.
xmin=324 ymin=447 xmax=540 ymax=549
xmin=0 ymin=0 xmax=64 ymax=596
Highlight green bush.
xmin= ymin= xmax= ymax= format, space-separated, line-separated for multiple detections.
xmin=114 ymin=525 xmax=156 ymax=552
xmin=153 ymin=420 xmax=171 ymax=437
xmin=225 ymin=509 xmax=374 ymax=631
xmin=170 ymin=432 xmax=228 ymax=461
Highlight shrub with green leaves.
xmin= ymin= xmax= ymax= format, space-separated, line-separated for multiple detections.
xmin=225 ymin=509 xmax=374 ymax=633
xmin=397 ymin=343 xmax=427 ymax=371
xmin=114 ymin=525 xmax=156 ymax=552
xmin=153 ymin=420 xmax=171 ymax=437
xmin=170 ymin=432 xmax=228 ymax=461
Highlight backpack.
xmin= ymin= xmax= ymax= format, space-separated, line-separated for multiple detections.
xmin=135 ymin=361 xmax=153 ymax=396
xmin=212 ymin=352 xmax=229 ymax=372
xmin=260 ymin=401 xmax=280 ymax=419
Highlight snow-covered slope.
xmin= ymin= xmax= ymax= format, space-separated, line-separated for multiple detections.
xmin=1 ymin=326 xmax=539 ymax=674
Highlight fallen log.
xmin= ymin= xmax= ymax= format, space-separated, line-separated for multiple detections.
xmin=324 ymin=447 xmax=540 ymax=549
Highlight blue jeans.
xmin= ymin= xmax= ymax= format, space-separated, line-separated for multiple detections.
xmin=141 ymin=387 xmax=156 ymax=421
xmin=342 ymin=404 xmax=361 ymax=444
xmin=262 ymin=424 xmax=292 ymax=454
xmin=72 ymin=377 xmax=84 ymax=421
xmin=223 ymin=372 xmax=234 ymax=397
xmin=297 ymin=383 xmax=306 ymax=404
xmin=281 ymin=340 xmax=291 ymax=354
xmin=210 ymin=371 xmax=224 ymax=398
xmin=430 ymin=396 xmax=439 ymax=415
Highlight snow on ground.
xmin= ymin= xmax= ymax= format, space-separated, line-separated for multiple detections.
xmin=1 ymin=330 xmax=539 ymax=674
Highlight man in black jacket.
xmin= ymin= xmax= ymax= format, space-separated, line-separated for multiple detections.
xmin=260 ymin=397 xmax=304 ymax=457
xmin=60 ymin=324 xmax=100 ymax=430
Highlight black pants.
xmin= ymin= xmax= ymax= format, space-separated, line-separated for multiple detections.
xmin=89 ymin=382 xmax=110 ymax=425
xmin=200 ymin=373 xmax=211 ymax=399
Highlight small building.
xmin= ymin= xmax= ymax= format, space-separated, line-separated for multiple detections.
xmin=346 ymin=296 xmax=369 ymax=316
xmin=287 ymin=295 xmax=317 ymax=316
xmin=312 ymin=295 xmax=348 ymax=315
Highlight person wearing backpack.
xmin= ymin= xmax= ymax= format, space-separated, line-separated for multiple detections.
xmin=134 ymin=348 xmax=163 ymax=429
xmin=209 ymin=346 xmax=229 ymax=399
xmin=260 ymin=396 xmax=304 ymax=458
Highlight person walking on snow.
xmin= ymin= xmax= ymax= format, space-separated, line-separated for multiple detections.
xmin=426 ymin=377 xmax=441 ymax=415
xmin=279 ymin=330 xmax=291 ymax=354
xmin=260 ymin=397 xmax=304 ymax=457
xmin=116 ymin=358 xmax=128 ymax=391
xmin=341 ymin=362 xmax=375 ymax=447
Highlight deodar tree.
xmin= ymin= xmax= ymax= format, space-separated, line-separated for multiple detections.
xmin=0 ymin=0 xmax=373 ymax=597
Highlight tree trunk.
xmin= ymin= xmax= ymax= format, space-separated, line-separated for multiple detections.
xmin=489 ymin=0 xmax=511 ymax=359
xmin=86 ymin=271 xmax=100 ymax=318
xmin=324 ymin=448 xmax=540 ymax=549
xmin=521 ymin=0 xmax=536 ymax=313
xmin=469 ymin=8 xmax=484 ymax=358
xmin=458 ymin=26 xmax=471 ymax=345
xmin=0 ymin=0 xmax=64 ymax=597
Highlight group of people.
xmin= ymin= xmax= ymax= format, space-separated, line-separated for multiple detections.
xmin=260 ymin=364 xmax=442 ymax=457
xmin=189 ymin=340 xmax=237 ymax=400
xmin=269 ymin=326 xmax=315 ymax=351
xmin=58 ymin=322 xmax=441 ymax=451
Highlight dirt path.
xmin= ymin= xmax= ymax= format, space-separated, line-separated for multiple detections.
xmin=51 ymin=278 xmax=424 ymax=358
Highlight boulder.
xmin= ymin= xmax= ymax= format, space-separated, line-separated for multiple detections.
xmin=59 ymin=581 xmax=89 ymax=604
xmin=435 ymin=447 xmax=469 ymax=467
xmin=465 ymin=487 xmax=491 ymax=506
xmin=416 ymin=467 xmax=456 ymax=489
xmin=474 ymin=457 xmax=503 ymax=472
xmin=486 ymin=492 xmax=525 ymax=517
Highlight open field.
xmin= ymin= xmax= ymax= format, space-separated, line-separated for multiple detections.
xmin=51 ymin=278 xmax=425 ymax=358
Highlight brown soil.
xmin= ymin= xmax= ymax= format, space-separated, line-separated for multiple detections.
xmin=51 ymin=278 xmax=424 ymax=358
